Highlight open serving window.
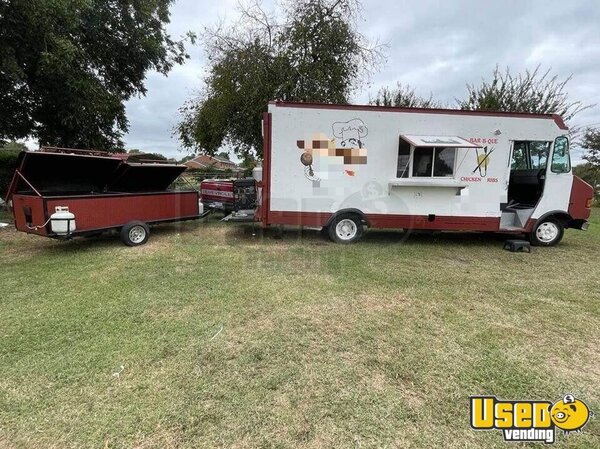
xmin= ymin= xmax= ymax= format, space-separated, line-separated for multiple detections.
xmin=396 ymin=135 xmax=481 ymax=179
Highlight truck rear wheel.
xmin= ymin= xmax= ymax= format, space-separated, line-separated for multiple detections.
xmin=120 ymin=221 xmax=150 ymax=246
xmin=328 ymin=214 xmax=364 ymax=244
xmin=529 ymin=217 xmax=564 ymax=246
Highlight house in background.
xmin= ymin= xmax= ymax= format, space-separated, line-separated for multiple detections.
xmin=184 ymin=154 xmax=243 ymax=172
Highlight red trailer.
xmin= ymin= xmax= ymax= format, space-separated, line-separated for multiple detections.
xmin=6 ymin=148 xmax=205 ymax=246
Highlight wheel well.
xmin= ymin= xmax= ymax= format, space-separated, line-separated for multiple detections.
xmin=325 ymin=208 xmax=369 ymax=228
xmin=534 ymin=211 xmax=572 ymax=228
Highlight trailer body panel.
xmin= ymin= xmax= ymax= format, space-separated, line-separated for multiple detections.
xmin=12 ymin=191 xmax=200 ymax=236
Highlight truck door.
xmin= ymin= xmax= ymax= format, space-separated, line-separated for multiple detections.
xmin=502 ymin=140 xmax=552 ymax=230
xmin=507 ymin=140 xmax=550 ymax=207
xmin=533 ymin=136 xmax=572 ymax=216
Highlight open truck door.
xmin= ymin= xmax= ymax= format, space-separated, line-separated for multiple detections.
xmin=503 ymin=136 xmax=593 ymax=245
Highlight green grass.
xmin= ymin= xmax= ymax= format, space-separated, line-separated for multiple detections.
xmin=1 ymin=211 xmax=599 ymax=448
xmin=0 ymin=208 xmax=11 ymax=223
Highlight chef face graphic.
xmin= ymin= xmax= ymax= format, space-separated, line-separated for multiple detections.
xmin=297 ymin=118 xmax=368 ymax=186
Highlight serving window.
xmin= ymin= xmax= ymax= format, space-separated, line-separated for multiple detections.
xmin=396 ymin=135 xmax=477 ymax=179
xmin=413 ymin=147 xmax=456 ymax=177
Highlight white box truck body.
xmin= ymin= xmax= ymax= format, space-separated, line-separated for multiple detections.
xmin=257 ymin=101 xmax=593 ymax=245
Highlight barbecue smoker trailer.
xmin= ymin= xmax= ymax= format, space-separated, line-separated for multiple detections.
xmin=6 ymin=148 xmax=205 ymax=246
xmin=256 ymin=101 xmax=594 ymax=245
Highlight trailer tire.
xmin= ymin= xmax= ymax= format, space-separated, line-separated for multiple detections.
xmin=121 ymin=221 xmax=150 ymax=246
xmin=328 ymin=214 xmax=364 ymax=244
xmin=529 ymin=217 xmax=564 ymax=246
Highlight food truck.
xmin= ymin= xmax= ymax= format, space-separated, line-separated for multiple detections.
xmin=256 ymin=101 xmax=594 ymax=245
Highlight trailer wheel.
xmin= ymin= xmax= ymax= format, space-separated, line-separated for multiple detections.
xmin=120 ymin=221 xmax=150 ymax=246
xmin=529 ymin=217 xmax=564 ymax=246
xmin=328 ymin=214 xmax=364 ymax=244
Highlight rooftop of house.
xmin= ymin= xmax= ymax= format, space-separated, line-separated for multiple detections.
xmin=184 ymin=154 xmax=242 ymax=171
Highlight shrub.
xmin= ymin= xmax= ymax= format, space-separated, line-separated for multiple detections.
xmin=0 ymin=149 xmax=21 ymax=199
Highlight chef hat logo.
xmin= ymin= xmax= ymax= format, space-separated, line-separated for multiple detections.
xmin=332 ymin=119 xmax=368 ymax=141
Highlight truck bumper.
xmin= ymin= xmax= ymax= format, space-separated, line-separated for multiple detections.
xmin=568 ymin=219 xmax=589 ymax=230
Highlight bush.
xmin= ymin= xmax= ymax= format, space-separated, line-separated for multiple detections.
xmin=0 ymin=149 xmax=21 ymax=199
xmin=573 ymin=163 xmax=600 ymax=205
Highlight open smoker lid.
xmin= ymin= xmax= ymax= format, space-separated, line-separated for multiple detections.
xmin=11 ymin=150 xmax=187 ymax=195
xmin=106 ymin=163 xmax=187 ymax=192
xmin=12 ymin=151 xmax=123 ymax=195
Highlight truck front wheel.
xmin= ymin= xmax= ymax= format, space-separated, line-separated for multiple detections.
xmin=121 ymin=221 xmax=150 ymax=246
xmin=328 ymin=214 xmax=364 ymax=244
xmin=529 ymin=217 xmax=564 ymax=246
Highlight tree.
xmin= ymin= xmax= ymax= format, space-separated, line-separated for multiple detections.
xmin=458 ymin=66 xmax=589 ymax=124
xmin=582 ymin=128 xmax=600 ymax=168
xmin=0 ymin=141 xmax=28 ymax=152
xmin=177 ymin=0 xmax=384 ymax=159
xmin=573 ymin=163 xmax=600 ymax=188
xmin=370 ymin=83 xmax=442 ymax=108
xmin=179 ymin=154 xmax=197 ymax=164
xmin=217 ymin=151 xmax=231 ymax=161
xmin=0 ymin=142 xmax=25 ymax=199
xmin=126 ymin=151 xmax=168 ymax=162
xmin=0 ymin=0 xmax=193 ymax=150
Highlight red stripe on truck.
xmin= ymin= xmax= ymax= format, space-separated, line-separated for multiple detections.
xmin=267 ymin=210 xmax=500 ymax=231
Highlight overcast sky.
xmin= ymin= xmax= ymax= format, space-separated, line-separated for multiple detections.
xmin=123 ymin=0 xmax=600 ymax=163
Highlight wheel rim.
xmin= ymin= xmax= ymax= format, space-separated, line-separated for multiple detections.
xmin=129 ymin=226 xmax=146 ymax=244
xmin=335 ymin=218 xmax=358 ymax=241
xmin=536 ymin=222 xmax=559 ymax=243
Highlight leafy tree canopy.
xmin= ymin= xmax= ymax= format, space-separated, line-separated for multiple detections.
xmin=177 ymin=0 xmax=384 ymax=159
xmin=0 ymin=140 xmax=28 ymax=152
xmin=458 ymin=65 xmax=589 ymax=123
xmin=179 ymin=154 xmax=197 ymax=164
xmin=0 ymin=0 xmax=193 ymax=151
xmin=0 ymin=142 xmax=24 ymax=198
xmin=370 ymin=83 xmax=442 ymax=108
xmin=373 ymin=66 xmax=589 ymax=130
xmin=582 ymin=128 xmax=600 ymax=168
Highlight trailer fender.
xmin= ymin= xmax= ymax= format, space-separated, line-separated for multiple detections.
xmin=324 ymin=209 xmax=370 ymax=229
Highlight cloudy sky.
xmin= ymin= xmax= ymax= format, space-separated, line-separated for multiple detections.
xmin=123 ymin=0 xmax=600 ymax=163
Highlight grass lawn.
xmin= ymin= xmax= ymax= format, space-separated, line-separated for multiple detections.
xmin=1 ymin=210 xmax=599 ymax=448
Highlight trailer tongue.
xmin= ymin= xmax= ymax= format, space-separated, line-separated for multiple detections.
xmin=6 ymin=148 xmax=209 ymax=246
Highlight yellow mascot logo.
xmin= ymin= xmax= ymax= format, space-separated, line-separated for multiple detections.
xmin=470 ymin=394 xmax=592 ymax=444
xmin=550 ymin=394 xmax=590 ymax=433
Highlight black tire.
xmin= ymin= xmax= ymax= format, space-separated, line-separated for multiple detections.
xmin=120 ymin=221 xmax=150 ymax=246
xmin=327 ymin=214 xmax=364 ymax=244
xmin=529 ymin=217 xmax=564 ymax=246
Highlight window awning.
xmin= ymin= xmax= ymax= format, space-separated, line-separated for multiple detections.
xmin=400 ymin=135 xmax=482 ymax=148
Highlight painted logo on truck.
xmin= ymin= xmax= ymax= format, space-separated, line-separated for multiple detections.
xmin=297 ymin=118 xmax=368 ymax=187
xmin=461 ymin=137 xmax=499 ymax=183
